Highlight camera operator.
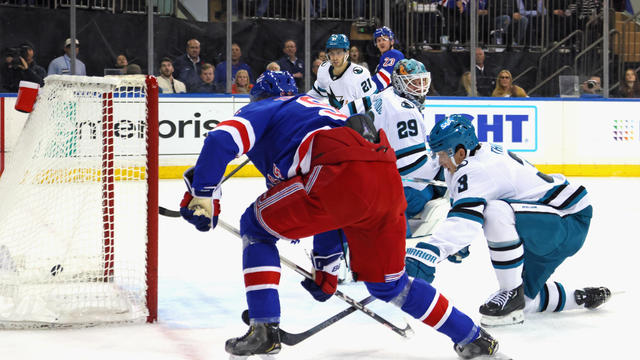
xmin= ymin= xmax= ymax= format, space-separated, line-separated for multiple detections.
xmin=1 ymin=43 xmax=46 ymax=92
xmin=580 ymin=75 xmax=602 ymax=98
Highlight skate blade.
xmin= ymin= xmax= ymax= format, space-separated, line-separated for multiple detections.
xmin=472 ymin=353 xmax=513 ymax=360
xmin=480 ymin=310 xmax=524 ymax=327
xmin=228 ymin=355 xmax=277 ymax=360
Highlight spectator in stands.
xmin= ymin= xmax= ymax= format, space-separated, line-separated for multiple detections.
xmin=48 ymin=38 xmax=86 ymax=76
xmin=125 ymin=64 xmax=142 ymax=75
xmin=116 ymin=54 xmax=128 ymax=70
xmin=232 ymin=69 xmax=253 ymax=94
xmin=311 ymin=58 xmax=322 ymax=82
xmin=157 ymin=57 xmax=187 ymax=94
xmin=551 ymin=0 xmax=601 ymax=45
xmin=491 ymin=70 xmax=528 ymax=97
xmin=215 ymin=43 xmax=253 ymax=91
xmin=475 ymin=48 xmax=495 ymax=96
xmin=491 ymin=0 xmax=528 ymax=48
xmin=617 ymin=69 xmax=640 ymax=98
xmin=192 ymin=63 xmax=221 ymax=93
xmin=232 ymin=0 xmax=268 ymax=18
xmin=173 ymin=38 xmax=204 ymax=92
xmin=1 ymin=43 xmax=46 ymax=91
xmin=580 ymin=75 xmax=602 ymax=97
xmin=266 ymin=62 xmax=280 ymax=71
xmin=277 ymin=39 xmax=304 ymax=89
xmin=311 ymin=0 xmax=328 ymax=17
xmin=454 ymin=71 xmax=474 ymax=96
xmin=517 ymin=0 xmax=547 ymax=47
xmin=349 ymin=45 xmax=368 ymax=72
xmin=317 ymin=50 xmax=328 ymax=62
xmin=439 ymin=0 xmax=469 ymax=45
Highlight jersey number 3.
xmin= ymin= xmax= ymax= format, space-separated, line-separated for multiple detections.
xmin=397 ymin=119 xmax=418 ymax=139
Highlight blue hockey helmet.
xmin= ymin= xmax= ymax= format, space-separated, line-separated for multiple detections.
xmin=374 ymin=26 xmax=395 ymax=44
xmin=325 ymin=34 xmax=350 ymax=51
xmin=250 ymin=70 xmax=298 ymax=102
xmin=428 ymin=114 xmax=478 ymax=158
xmin=392 ymin=59 xmax=431 ymax=106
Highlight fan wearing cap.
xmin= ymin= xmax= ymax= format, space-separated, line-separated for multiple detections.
xmin=47 ymin=38 xmax=86 ymax=76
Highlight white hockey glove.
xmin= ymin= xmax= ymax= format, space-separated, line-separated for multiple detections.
xmin=179 ymin=167 xmax=222 ymax=232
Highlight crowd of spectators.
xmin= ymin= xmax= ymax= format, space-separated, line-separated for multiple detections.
xmin=1 ymin=28 xmax=638 ymax=98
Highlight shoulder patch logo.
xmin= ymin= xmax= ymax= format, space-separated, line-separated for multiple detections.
xmin=353 ymin=67 xmax=363 ymax=74
xmin=401 ymin=100 xmax=414 ymax=109
xmin=374 ymin=98 xmax=383 ymax=115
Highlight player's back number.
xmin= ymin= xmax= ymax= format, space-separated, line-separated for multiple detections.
xmin=397 ymin=119 xmax=419 ymax=139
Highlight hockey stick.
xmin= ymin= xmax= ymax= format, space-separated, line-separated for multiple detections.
xmin=240 ymin=295 xmax=376 ymax=345
xmin=158 ymin=158 xmax=251 ymax=218
xmin=216 ymin=219 xmax=413 ymax=339
xmin=402 ymin=177 xmax=447 ymax=187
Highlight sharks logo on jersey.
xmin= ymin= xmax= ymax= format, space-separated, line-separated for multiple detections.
xmin=401 ymin=100 xmax=415 ymax=109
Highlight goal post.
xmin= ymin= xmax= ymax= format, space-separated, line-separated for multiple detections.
xmin=0 ymin=74 xmax=158 ymax=328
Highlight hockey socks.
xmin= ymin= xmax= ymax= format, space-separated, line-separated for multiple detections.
xmin=401 ymin=277 xmax=479 ymax=345
xmin=243 ymin=239 xmax=281 ymax=323
xmin=488 ymin=238 xmax=524 ymax=291
xmin=524 ymin=281 xmax=611 ymax=313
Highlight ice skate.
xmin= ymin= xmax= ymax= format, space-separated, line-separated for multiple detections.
xmin=479 ymin=285 xmax=525 ymax=326
xmin=225 ymin=322 xmax=281 ymax=357
xmin=454 ymin=327 xmax=499 ymax=359
xmin=575 ymin=287 xmax=611 ymax=309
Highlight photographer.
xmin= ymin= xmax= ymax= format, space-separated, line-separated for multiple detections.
xmin=580 ymin=75 xmax=602 ymax=98
xmin=1 ymin=43 xmax=46 ymax=92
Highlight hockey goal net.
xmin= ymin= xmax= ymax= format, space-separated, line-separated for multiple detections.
xmin=0 ymin=75 xmax=158 ymax=328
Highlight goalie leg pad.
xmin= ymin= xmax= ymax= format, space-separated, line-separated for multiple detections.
xmin=405 ymin=242 xmax=439 ymax=283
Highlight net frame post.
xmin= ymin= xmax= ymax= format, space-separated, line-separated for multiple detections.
xmin=102 ymin=91 xmax=115 ymax=281
xmin=145 ymin=75 xmax=159 ymax=323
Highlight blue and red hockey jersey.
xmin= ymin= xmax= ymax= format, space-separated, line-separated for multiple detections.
xmin=191 ymin=94 xmax=349 ymax=196
xmin=372 ymin=49 xmax=404 ymax=92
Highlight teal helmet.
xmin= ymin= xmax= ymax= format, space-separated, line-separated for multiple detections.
xmin=326 ymin=34 xmax=350 ymax=51
xmin=428 ymin=114 xmax=478 ymax=158
xmin=391 ymin=59 xmax=431 ymax=106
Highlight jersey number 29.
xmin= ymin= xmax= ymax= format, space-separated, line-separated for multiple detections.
xmin=397 ymin=119 xmax=419 ymax=139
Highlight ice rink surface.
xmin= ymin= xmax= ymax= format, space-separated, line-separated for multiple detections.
xmin=1 ymin=176 xmax=638 ymax=360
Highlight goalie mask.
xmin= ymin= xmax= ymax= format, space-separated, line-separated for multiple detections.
xmin=391 ymin=59 xmax=431 ymax=107
xmin=428 ymin=114 xmax=478 ymax=159
xmin=250 ymin=70 xmax=298 ymax=102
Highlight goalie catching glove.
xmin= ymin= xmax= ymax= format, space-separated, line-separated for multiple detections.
xmin=301 ymin=251 xmax=342 ymax=302
xmin=179 ymin=167 xmax=221 ymax=232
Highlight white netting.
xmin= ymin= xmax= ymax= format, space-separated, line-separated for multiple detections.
xmin=0 ymin=75 xmax=154 ymax=328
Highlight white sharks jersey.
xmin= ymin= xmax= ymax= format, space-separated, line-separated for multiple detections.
xmin=428 ymin=142 xmax=591 ymax=259
xmin=340 ymin=87 xmax=439 ymax=191
xmin=308 ymin=61 xmax=376 ymax=109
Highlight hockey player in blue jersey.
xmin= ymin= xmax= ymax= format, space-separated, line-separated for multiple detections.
xmin=372 ymin=26 xmax=405 ymax=92
xmin=180 ymin=71 xmax=501 ymax=358
xmin=409 ymin=114 xmax=611 ymax=326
